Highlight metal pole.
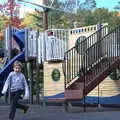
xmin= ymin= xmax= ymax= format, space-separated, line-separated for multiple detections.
xmin=83 ymin=52 xmax=86 ymax=112
xmin=98 ymin=84 xmax=101 ymax=108
xmin=83 ymin=77 xmax=86 ymax=112
xmin=27 ymin=62 xmax=33 ymax=104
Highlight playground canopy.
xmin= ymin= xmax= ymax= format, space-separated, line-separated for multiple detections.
xmin=17 ymin=0 xmax=77 ymax=13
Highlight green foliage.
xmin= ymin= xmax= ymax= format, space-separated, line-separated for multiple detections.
xmin=83 ymin=11 xmax=96 ymax=26
xmin=21 ymin=3 xmax=120 ymax=30
xmin=21 ymin=11 xmax=43 ymax=30
xmin=83 ymin=8 xmax=120 ymax=29
xmin=47 ymin=7 xmax=120 ymax=29
xmin=0 ymin=40 xmax=4 ymax=48
xmin=0 ymin=14 xmax=8 ymax=31
xmin=0 ymin=21 xmax=4 ymax=31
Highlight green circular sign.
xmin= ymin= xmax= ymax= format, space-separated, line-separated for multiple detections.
xmin=51 ymin=68 xmax=60 ymax=82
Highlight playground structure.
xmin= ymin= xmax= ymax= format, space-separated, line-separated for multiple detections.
xmin=64 ymin=25 xmax=120 ymax=111
xmin=0 ymin=22 xmax=120 ymax=109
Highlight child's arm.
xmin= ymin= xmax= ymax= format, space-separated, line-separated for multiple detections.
xmin=2 ymin=74 xmax=11 ymax=94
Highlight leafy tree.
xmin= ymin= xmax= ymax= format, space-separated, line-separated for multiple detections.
xmin=21 ymin=13 xmax=34 ymax=28
xmin=21 ymin=1 xmax=120 ymax=31
xmin=92 ymin=8 xmax=120 ymax=29
xmin=0 ymin=14 xmax=9 ymax=31
xmin=77 ymin=0 xmax=96 ymax=11
xmin=107 ymin=11 xmax=120 ymax=29
xmin=48 ymin=11 xmax=73 ymax=29
xmin=31 ymin=9 xmax=44 ymax=30
xmin=44 ymin=0 xmax=96 ymax=29
xmin=21 ymin=10 xmax=44 ymax=30
xmin=83 ymin=11 xmax=96 ymax=26
xmin=77 ymin=8 xmax=120 ymax=29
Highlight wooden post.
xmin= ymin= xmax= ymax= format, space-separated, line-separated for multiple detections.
xmin=7 ymin=24 xmax=12 ymax=105
xmin=43 ymin=0 xmax=48 ymax=30
xmin=27 ymin=62 xmax=33 ymax=104
xmin=36 ymin=30 xmax=40 ymax=104
xmin=43 ymin=10 xmax=48 ymax=30
xmin=8 ymin=24 xmax=12 ymax=60
xmin=36 ymin=61 xmax=40 ymax=104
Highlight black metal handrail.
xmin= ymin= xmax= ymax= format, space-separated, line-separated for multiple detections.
xmin=64 ymin=25 xmax=120 ymax=88
xmin=66 ymin=25 xmax=109 ymax=54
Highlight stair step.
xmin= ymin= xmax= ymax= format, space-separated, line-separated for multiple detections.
xmin=66 ymin=76 xmax=79 ymax=88
xmin=70 ymin=82 xmax=84 ymax=90
xmin=48 ymin=98 xmax=65 ymax=102
xmin=65 ymin=57 xmax=120 ymax=100
xmin=65 ymin=90 xmax=83 ymax=100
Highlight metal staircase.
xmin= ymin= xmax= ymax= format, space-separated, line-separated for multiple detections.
xmin=64 ymin=25 xmax=120 ymax=102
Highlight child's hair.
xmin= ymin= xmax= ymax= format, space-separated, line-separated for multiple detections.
xmin=13 ymin=60 xmax=23 ymax=68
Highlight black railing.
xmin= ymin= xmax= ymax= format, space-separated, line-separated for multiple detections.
xmin=64 ymin=25 xmax=120 ymax=88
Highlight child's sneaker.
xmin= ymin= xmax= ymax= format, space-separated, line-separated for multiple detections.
xmin=22 ymin=106 xmax=29 ymax=113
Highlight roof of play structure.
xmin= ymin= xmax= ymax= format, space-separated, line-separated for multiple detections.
xmin=17 ymin=0 xmax=78 ymax=14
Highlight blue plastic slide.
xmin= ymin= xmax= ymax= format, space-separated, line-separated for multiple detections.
xmin=13 ymin=29 xmax=25 ymax=51
xmin=0 ymin=51 xmax=25 ymax=96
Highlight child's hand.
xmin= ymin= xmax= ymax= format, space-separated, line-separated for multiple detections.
xmin=1 ymin=91 xmax=6 ymax=95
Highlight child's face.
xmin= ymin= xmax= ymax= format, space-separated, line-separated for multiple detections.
xmin=13 ymin=65 xmax=21 ymax=72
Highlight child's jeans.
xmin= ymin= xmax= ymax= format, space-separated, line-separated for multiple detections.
xmin=9 ymin=90 xmax=28 ymax=120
